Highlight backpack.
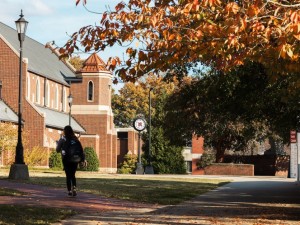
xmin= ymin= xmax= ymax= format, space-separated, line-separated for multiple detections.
xmin=63 ymin=138 xmax=83 ymax=163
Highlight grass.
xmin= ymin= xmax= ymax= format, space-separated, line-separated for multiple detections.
xmin=0 ymin=205 xmax=75 ymax=225
xmin=15 ymin=170 xmax=230 ymax=205
xmin=0 ymin=185 xmax=75 ymax=225
xmin=0 ymin=169 xmax=230 ymax=224
xmin=0 ymin=187 xmax=25 ymax=196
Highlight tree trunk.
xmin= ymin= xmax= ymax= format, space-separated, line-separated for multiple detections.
xmin=215 ymin=146 xmax=225 ymax=163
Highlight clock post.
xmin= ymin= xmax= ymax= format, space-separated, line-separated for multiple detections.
xmin=133 ymin=117 xmax=146 ymax=174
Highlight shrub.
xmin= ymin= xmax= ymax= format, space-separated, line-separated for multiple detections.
xmin=197 ymin=152 xmax=216 ymax=169
xmin=24 ymin=146 xmax=48 ymax=167
xmin=118 ymin=153 xmax=137 ymax=174
xmin=79 ymin=147 xmax=99 ymax=171
xmin=49 ymin=150 xmax=63 ymax=170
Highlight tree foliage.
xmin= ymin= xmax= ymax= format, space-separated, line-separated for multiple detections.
xmin=68 ymin=56 xmax=85 ymax=71
xmin=63 ymin=0 xmax=300 ymax=83
xmin=112 ymin=74 xmax=184 ymax=127
xmin=112 ymin=75 xmax=187 ymax=173
xmin=0 ymin=123 xmax=17 ymax=154
xmin=24 ymin=146 xmax=48 ymax=167
xmin=164 ymin=62 xmax=299 ymax=162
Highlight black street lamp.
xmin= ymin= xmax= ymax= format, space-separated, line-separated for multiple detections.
xmin=0 ymin=81 xmax=2 ymax=99
xmin=68 ymin=93 xmax=73 ymax=126
xmin=144 ymin=87 xmax=154 ymax=174
xmin=9 ymin=10 xmax=29 ymax=180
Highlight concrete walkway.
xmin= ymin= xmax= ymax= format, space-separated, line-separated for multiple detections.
xmin=0 ymin=175 xmax=299 ymax=225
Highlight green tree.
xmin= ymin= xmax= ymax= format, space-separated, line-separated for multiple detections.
xmin=143 ymin=127 xmax=186 ymax=174
xmin=112 ymin=75 xmax=188 ymax=174
xmin=164 ymin=63 xmax=298 ymax=162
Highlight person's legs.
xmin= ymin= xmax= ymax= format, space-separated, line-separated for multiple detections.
xmin=69 ymin=163 xmax=78 ymax=196
xmin=63 ymin=162 xmax=73 ymax=196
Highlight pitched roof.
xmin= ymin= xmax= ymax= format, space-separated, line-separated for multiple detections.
xmin=35 ymin=105 xmax=85 ymax=133
xmin=0 ymin=100 xmax=18 ymax=123
xmin=0 ymin=22 xmax=76 ymax=86
xmin=80 ymin=53 xmax=109 ymax=73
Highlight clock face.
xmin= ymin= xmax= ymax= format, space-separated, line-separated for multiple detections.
xmin=133 ymin=118 xmax=146 ymax=131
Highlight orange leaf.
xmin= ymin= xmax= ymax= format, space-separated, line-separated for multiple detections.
xmin=168 ymin=34 xmax=176 ymax=41
xmin=225 ymin=2 xmax=239 ymax=15
xmin=111 ymin=58 xmax=117 ymax=66
xmin=247 ymin=5 xmax=260 ymax=17
xmin=294 ymin=34 xmax=300 ymax=40
xmin=151 ymin=16 xmax=157 ymax=27
xmin=290 ymin=11 xmax=299 ymax=23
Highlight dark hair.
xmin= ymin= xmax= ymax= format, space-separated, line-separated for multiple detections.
xmin=63 ymin=125 xmax=76 ymax=139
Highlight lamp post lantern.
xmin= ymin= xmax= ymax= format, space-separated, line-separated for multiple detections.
xmin=68 ymin=93 xmax=73 ymax=126
xmin=144 ymin=87 xmax=154 ymax=174
xmin=9 ymin=10 xmax=29 ymax=180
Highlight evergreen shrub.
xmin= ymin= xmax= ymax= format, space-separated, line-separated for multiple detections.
xmin=49 ymin=149 xmax=63 ymax=170
xmin=118 ymin=153 xmax=137 ymax=174
xmin=79 ymin=147 xmax=99 ymax=171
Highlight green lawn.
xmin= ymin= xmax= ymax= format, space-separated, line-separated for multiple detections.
xmin=0 ymin=187 xmax=74 ymax=225
xmin=0 ymin=205 xmax=74 ymax=225
xmin=0 ymin=169 xmax=230 ymax=224
xmin=18 ymin=170 xmax=230 ymax=205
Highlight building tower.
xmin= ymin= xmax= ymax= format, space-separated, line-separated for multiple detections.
xmin=71 ymin=53 xmax=118 ymax=173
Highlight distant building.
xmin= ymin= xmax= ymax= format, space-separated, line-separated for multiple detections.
xmin=182 ymin=136 xmax=204 ymax=174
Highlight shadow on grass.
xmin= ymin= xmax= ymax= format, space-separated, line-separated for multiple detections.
xmin=0 ymin=205 xmax=75 ymax=225
xmin=3 ymin=175 xmax=229 ymax=205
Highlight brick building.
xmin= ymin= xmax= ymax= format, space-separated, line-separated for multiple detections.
xmin=0 ymin=21 xmax=204 ymax=174
xmin=0 ymin=22 xmax=126 ymax=172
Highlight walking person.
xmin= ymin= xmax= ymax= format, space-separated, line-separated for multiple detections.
xmin=56 ymin=125 xmax=86 ymax=197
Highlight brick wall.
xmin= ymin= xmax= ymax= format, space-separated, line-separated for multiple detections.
xmin=204 ymin=163 xmax=254 ymax=176
xmin=224 ymin=155 xmax=290 ymax=176
xmin=192 ymin=135 xmax=204 ymax=154
xmin=192 ymin=158 xmax=204 ymax=175
xmin=74 ymin=114 xmax=112 ymax=168
xmin=80 ymin=135 xmax=100 ymax=160
xmin=0 ymin=39 xmax=20 ymax=110
xmin=0 ymin=39 xmax=45 ymax=149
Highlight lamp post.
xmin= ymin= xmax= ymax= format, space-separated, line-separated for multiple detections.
xmin=133 ymin=117 xmax=146 ymax=174
xmin=68 ymin=93 xmax=73 ymax=126
xmin=144 ymin=87 xmax=154 ymax=174
xmin=297 ymin=102 xmax=300 ymax=182
xmin=9 ymin=10 xmax=29 ymax=180
xmin=0 ymin=81 xmax=2 ymax=99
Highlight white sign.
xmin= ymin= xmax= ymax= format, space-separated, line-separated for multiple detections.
xmin=290 ymin=143 xmax=297 ymax=178
xmin=297 ymin=133 xmax=300 ymax=182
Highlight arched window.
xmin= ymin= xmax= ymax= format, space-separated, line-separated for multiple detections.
xmin=45 ymin=81 xmax=49 ymax=106
xmin=62 ymin=88 xmax=66 ymax=111
xmin=54 ymin=85 xmax=59 ymax=109
xmin=26 ymin=73 xmax=30 ymax=99
xmin=35 ymin=78 xmax=40 ymax=104
xmin=88 ymin=81 xmax=94 ymax=101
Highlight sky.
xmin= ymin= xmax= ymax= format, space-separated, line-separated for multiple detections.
xmin=0 ymin=0 xmax=124 ymax=90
